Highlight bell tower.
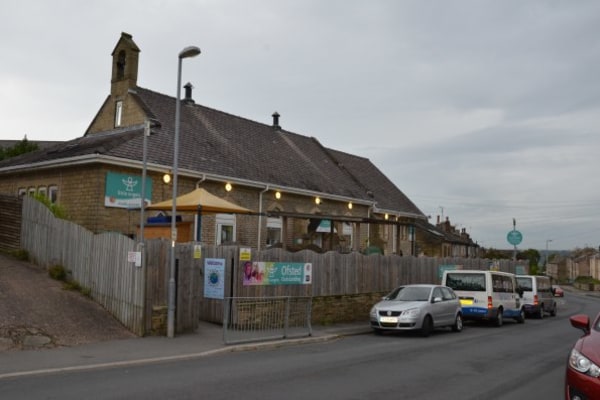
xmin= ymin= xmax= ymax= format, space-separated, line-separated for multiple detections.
xmin=85 ymin=33 xmax=143 ymax=135
xmin=110 ymin=32 xmax=140 ymax=97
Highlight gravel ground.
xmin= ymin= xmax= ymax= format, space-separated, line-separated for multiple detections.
xmin=0 ymin=252 xmax=136 ymax=352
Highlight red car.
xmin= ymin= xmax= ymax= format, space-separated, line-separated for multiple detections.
xmin=553 ymin=285 xmax=565 ymax=297
xmin=566 ymin=314 xmax=600 ymax=399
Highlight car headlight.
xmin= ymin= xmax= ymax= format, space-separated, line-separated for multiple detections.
xmin=569 ymin=348 xmax=600 ymax=377
xmin=400 ymin=308 xmax=420 ymax=319
xmin=370 ymin=307 xmax=377 ymax=318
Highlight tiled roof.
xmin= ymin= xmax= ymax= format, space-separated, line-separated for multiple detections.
xmin=326 ymin=148 xmax=423 ymax=216
xmin=0 ymin=127 xmax=143 ymax=167
xmin=0 ymin=86 xmax=424 ymax=217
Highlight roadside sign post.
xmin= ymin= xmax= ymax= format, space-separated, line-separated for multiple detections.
xmin=507 ymin=218 xmax=523 ymax=261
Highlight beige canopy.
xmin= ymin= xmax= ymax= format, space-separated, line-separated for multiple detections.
xmin=147 ymin=188 xmax=251 ymax=214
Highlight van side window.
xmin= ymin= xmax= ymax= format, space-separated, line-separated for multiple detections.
xmin=516 ymin=277 xmax=533 ymax=291
xmin=492 ymin=275 xmax=514 ymax=293
xmin=446 ymin=273 xmax=485 ymax=291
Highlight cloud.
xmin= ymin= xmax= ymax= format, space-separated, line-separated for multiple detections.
xmin=1 ymin=0 xmax=599 ymax=249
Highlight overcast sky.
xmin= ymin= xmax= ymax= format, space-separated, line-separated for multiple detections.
xmin=2 ymin=0 xmax=599 ymax=251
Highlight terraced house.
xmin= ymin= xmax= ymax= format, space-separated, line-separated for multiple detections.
xmin=0 ymin=32 xmax=468 ymax=256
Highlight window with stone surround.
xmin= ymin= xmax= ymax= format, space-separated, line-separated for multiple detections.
xmin=216 ymin=213 xmax=236 ymax=245
xmin=266 ymin=216 xmax=282 ymax=246
xmin=48 ymin=185 xmax=58 ymax=203
xmin=115 ymin=101 xmax=123 ymax=127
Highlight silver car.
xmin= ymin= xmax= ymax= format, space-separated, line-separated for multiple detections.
xmin=369 ymin=284 xmax=463 ymax=337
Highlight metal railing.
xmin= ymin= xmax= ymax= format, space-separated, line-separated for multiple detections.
xmin=223 ymin=297 xmax=312 ymax=345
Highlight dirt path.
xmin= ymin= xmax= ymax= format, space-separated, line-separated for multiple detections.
xmin=0 ymin=253 xmax=136 ymax=351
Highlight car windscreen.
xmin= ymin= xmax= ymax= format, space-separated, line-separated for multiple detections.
xmin=385 ymin=286 xmax=405 ymax=300
xmin=396 ymin=286 xmax=431 ymax=301
xmin=516 ymin=277 xmax=533 ymax=290
xmin=445 ymin=273 xmax=486 ymax=291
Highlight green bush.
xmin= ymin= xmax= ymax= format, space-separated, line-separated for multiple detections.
xmin=48 ymin=265 xmax=67 ymax=281
xmin=48 ymin=265 xmax=91 ymax=297
xmin=32 ymin=193 xmax=67 ymax=219
xmin=9 ymin=249 xmax=29 ymax=261
xmin=575 ymin=276 xmax=600 ymax=284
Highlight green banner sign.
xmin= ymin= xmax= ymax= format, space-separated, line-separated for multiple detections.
xmin=104 ymin=172 xmax=152 ymax=209
xmin=243 ymin=261 xmax=312 ymax=286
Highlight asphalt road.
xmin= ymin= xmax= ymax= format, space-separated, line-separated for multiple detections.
xmin=0 ymin=291 xmax=594 ymax=400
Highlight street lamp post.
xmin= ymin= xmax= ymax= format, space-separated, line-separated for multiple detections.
xmin=168 ymin=45 xmax=201 ymax=339
xmin=545 ymin=239 xmax=553 ymax=270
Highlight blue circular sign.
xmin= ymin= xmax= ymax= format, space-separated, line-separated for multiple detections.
xmin=507 ymin=230 xmax=523 ymax=245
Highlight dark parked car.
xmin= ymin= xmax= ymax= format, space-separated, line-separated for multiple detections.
xmin=369 ymin=284 xmax=463 ymax=337
xmin=566 ymin=313 xmax=600 ymax=399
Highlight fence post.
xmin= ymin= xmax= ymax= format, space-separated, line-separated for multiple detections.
xmin=283 ymin=297 xmax=291 ymax=338
xmin=223 ymin=298 xmax=231 ymax=343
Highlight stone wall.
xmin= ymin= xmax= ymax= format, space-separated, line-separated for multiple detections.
xmin=1 ymin=162 xmax=402 ymax=251
xmin=311 ymin=292 xmax=386 ymax=325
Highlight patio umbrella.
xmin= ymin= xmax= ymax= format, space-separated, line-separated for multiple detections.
xmin=147 ymin=187 xmax=251 ymax=214
xmin=147 ymin=188 xmax=251 ymax=241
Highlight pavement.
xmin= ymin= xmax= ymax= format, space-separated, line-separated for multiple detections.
xmin=0 ymin=284 xmax=592 ymax=380
xmin=0 ymin=321 xmax=372 ymax=380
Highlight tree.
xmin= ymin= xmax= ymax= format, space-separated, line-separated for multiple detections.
xmin=0 ymin=136 xmax=39 ymax=161
xmin=517 ymin=249 xmax=541 ymax=274
xmin=481 ymin=248 xmax=512 ymax=260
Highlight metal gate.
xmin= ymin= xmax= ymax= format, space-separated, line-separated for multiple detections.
xmin=223 ymin=297 xmax=312 ymax=344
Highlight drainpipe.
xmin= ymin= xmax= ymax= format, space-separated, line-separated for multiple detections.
xmin=257 ymin=186 xmax=269 ymax=250
xmin=367 ymin=202 xmax=376 ymax=249
xmin=195 ymin=174 xmax=206 ymax=187
xmin=194 ymin=174 xmax=206 ymax=241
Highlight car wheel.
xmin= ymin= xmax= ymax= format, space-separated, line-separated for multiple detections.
xmin=452 ymin=314 xmax=463 ymax=332
xmin=550 ymin=303 xmax=557 ymax=317
xmin=493 ymin=309 xmax=503 ymax=327
xmin=517 ymin=308 xmax=525 ymax=324
xmin=421 ymin=315 xmax=433 ymax=337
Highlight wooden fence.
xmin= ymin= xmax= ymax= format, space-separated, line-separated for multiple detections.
xmin=0 ymin=193 xmax=22 ymax=252
xmin=21 ymin=196 xmax=146 ymax=335
xmin=20 ymin=196 xmax=526 ymax=336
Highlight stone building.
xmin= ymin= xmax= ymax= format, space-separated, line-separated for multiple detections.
xmin=0 ymin=32 xmax=430 ymax=254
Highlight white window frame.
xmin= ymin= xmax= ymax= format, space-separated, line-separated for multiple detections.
xmin=48 ymin=185 xmax=58 ymax=203
xmin=115 ymin=101 xmax=123 ymax=127
xmin=266 ymin=216 xmax=282 ymax=246
xmin=216 ymin=213 xmax=236 ymax=245
xmin=342 ymin=222 xmax=353 ymax=249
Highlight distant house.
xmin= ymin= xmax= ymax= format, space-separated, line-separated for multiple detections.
xmin=0 ymin=32 xmax=441 ymax=255
xmin=415 ymin=216 xmax=479 ymax=258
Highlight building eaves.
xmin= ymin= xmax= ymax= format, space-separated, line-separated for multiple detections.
xmin=0 ymin=126 xmax=144 ymax=170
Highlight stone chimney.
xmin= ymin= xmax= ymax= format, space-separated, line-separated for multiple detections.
xmin=272 ymin=111 xmax=281 ymax=130
xmin=183 ymin=82 xmax=195 ymax=105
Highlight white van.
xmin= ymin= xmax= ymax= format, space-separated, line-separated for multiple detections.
xmin=442 ymin=270 xmax=525 ymax=326
xmin=516 ymin=275 xmax=557 ymax=318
